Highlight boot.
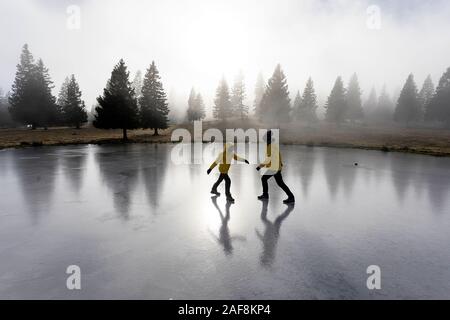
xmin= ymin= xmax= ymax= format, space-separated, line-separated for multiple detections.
xmin=226 ymin=195 xmax=235 ymax=202
xmin=257 ymin=194 xmax=269 ymax=200
xmin=210 ymin=189 xmax=220 ymax=196
xmin=283 ymin=197 xmax=295 ymax=204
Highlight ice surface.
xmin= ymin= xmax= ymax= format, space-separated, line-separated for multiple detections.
xmin=0 ymin=144 xmax=449 ymax=299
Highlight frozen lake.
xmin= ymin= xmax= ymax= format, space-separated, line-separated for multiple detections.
xmin=0 ymin=143 xmax=449 ymax=299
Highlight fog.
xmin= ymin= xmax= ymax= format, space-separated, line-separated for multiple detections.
xmin=1 ymin=0 xmax=450 ymax=119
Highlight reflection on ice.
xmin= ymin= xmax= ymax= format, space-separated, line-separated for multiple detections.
xmin=0 ymin=144 xmax=449 ymax=299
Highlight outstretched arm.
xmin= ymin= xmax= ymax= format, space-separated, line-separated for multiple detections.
xmin=207 ymin=160 xmax=218 ymax=174
xmin=233 ymin=154 xmax=249 ymax=164
xmin=258 ymin=157 xmax=271 ymax=168
xmin=257 ymin=145 xmax=280 ymax=170
xmin=256 ymin=153 xmax=271 ymax=170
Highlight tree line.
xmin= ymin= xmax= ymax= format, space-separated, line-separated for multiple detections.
xmin=189 ymin=63 xmax=450 ymax=128
xmin=2 ymin=44 xmax=170 ymax=140
xmin=6 ymin=44 xmax=87 ymax=129
xmin=2 ymin=44 xmax=450 ymax=132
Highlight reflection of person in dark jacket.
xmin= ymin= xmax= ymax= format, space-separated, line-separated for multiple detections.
xmin=255 ymin=200 xmax=295 ymax=267
xmin=207 ymin=142 xmax=249 ymax=202
xmin=256 ymin=130 xmax=295 ymax=203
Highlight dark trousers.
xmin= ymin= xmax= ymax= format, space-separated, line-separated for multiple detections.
xmin=262 ymin=171 xmax=294 ymax=198
xmin=212 ymin=173 xmax=231 ymax=196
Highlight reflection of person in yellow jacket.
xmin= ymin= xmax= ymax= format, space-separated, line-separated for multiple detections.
xmin=207 ymin=142 xmax=249 ymax=202
xmin=256 ymin=130 xmax=295 ymax=204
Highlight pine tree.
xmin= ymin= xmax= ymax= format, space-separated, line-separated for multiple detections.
xmin=253 ymin=72 xmax=265 ymax=116
xmin=94 ymin=59 xmax=140 ymax=140
xmin=132 ymin=70 xmax=143 ymax=100
xmin=0 ymin=89 xmax=13 ymax=127
xmin=418 ymin=75 xmax=435 ymax=121
xmin=213 ymin=77 xmax=232 ymax=121
xmin=195 ymin=92 xmax=206 ymax=120
xmin=293 ymin=91 xmax=302 ymax=120
xmin=57 ymin=77 xmax=70 ymax=107
xmin=8 ymin=44 xmax=35 ymax=127
xmin=296 ymin=77 xmax=318 ymax=123
xmin=32 ymin=58 xmax=58 ymax=128
xmin=187 ymin=87 xmax=197 ymax=122
xmin=345 ymin=73 xmax=364 ymax=122
xmin=231 ymin=71 xmax=248 ymax=119
xmin=371 ymin=85 xmax=393 ymax=124
xmin=59 ymin=75 xmax=88 ymax=129
xmin=56 ymin=77 xmax=70 ymax=125
xmin=9 ymin=45 xmax=57 ymax=129
xmin=394 ymin=74 xmax=421 ymax=126
xmin=139 ymin=61 xmax=169 ymax=135
xmin=325 ymin=76 xmax=347 ymax=124
xmin=364 ymin=87 xmax=378 ymax=113
xmin=187 ymin=88 xmax=206 ymax=122
xmin=259 ymin=64 xmax=291 ymax=123
xmin=426 ymin=67 xmax=450 ymax=127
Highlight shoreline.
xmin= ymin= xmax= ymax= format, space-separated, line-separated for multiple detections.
xmin=1 ymin=137 xmax=449 ymax=158
xmin=1 ymin=125 xmax=449 ymax=157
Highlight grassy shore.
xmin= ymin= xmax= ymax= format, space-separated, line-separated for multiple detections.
xmin=0 ymin=127 xmax=173 ymax=149
xmin=1 ymin=122 xmax=449 ymax=157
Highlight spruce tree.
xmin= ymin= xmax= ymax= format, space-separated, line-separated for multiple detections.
xmin=213 ymin=77 xmax=232 ymax=121
xmin=231 ymin=71 xmax=248 ymax=119
xmin=94 ymin=59 xmax=140 ymax=140
xmin=132 ymin=70 xmax=143 ymax=100
xmin=187 ymin=87 xmax=197 ymax=122
xmin=259 ymin=64 xmax=291 ymax=123
xmin=32 ymin=59 xmax=58 ymax=128
xmin=325 ymin=76 xmax=347 ymax=124
xmin=8 ymin=44 xmax=35 ymax=127
xmin=364 ymin=87 xmax=378 ymax=113
xmin=253 ymin=72 xmax=265 ymax=116
xmin=139 ymin=61 xmax=169 ymax=135
xmin=56 ymin=77 xmax=70 ymax=125
xmin=372 ymin=85 xmax=394 ymax=124
xmin=9 ymin=45 xmax=57 ymax=129
xmin=345 ymin=73 xmax=364 ymax=122
xmin=59 ymin=75 xmax=88 ymax=129
xmin=0 ymin=89 xmax=13 ymax=127
xmin=418 ymin=75 xmax=435 ymax=121
xmin=426 ymin=67 xmax=450 ymax=127
xmin=293 ymin=91 xmax=302 ymax=121
xmin=394 ymin=74 xmax=421 ymax=126
xmin=57 ymin=77 xmax=70 ymax=107
xmin=297 ymin=77 xmax=318 ymax=123
xmin=195 ymin=92 xmax=206 ymax=120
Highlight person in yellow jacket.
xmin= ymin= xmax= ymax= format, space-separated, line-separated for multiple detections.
xmin=207 ymin=142 xmax=249 ymax=202
xmin=256 ymin=130 xmax=295 ymax=204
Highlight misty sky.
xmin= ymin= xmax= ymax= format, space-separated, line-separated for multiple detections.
xmin=1 ymin=0 xmax=450 ymax=119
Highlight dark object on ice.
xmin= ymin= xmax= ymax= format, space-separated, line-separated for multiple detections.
xmin=354 ymin=162 xmax=358 ymax=166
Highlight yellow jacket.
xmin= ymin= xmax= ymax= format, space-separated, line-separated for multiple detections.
xmin=209 ymin=143 xmax=246 ymax=174
xmin=259 ymin=143 xmax=283 ymax=172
